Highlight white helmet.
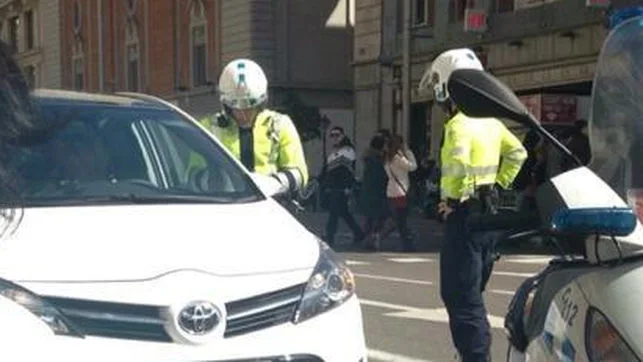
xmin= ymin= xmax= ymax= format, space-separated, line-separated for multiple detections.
xmin=218 ymin=59 xmax=268 ymax=110
xmin=419 ymin=48 xmax=484 ymax=103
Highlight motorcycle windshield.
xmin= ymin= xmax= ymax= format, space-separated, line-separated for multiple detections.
xmin=589 ymin=15 xmax=643 ymax=223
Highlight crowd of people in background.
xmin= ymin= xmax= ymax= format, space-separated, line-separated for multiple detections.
xmin=317 ymin=118 xmax=591 ymax=253
xmin=320 ymin=127 xmax=434 ymax=252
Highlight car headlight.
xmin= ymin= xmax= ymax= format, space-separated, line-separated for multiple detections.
xmin=0 ymin=278 xmax=84 ymax=337
xmin=293 ymin=240 xmax=356 ymax=324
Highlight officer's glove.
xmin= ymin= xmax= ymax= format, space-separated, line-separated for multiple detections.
xmin=251 ymin=172 xmax=289 ymax=197
xmin=269 ymin=173 xmax=291 ymax=195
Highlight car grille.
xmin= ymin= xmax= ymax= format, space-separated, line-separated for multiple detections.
xmin=224 ymin=283 xmax=306 ymax=338
xmin=43 ymin=296 xmax=172 ymax=342
xmin=43 ymin=283 xmax=306 ymax=343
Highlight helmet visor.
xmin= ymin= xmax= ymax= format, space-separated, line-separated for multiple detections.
xmin=221 ymin=93 xmax=266 ymax=110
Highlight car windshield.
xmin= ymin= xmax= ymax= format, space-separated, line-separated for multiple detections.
xmin=6 ymin=98 xmax=263 ymax=207
xmin=589 ymin=14 xmax=643 ymax=222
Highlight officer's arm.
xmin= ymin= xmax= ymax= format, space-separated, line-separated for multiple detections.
xmin=274 ymin=115 xmax=309 ymax=192
xmin=442 ymin=127 xmax=475 ymax=200
xmin=496 ymin=125 xmax=528 ymax=189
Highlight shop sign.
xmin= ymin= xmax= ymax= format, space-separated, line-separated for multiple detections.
xmin=464 ymin=9 xmax=487 ymax=33
xmin=518 ymin=94 xmax=577 ymax=125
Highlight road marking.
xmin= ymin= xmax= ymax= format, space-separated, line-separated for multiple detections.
xmin=354 ymin=273 xmax=434 ymax=286
xmin=489 ymin=289 xmax=515 ymax=296
xmin=494 ymin=271 xmax=536 ymax=278
xmin=387 ymin=257 xmax=434 ymax=263
xmin=367 ymin=348 xmax=433 ymax=362
xmin=360 ymin=298 xmax=505 ymax=329
xmin=356 ymin=273 xmax=517 ymax=296
xmin=502 ymin=257 xmax=551 ymax=264
xmin=346 ymin=260 xmax=370 ymax=266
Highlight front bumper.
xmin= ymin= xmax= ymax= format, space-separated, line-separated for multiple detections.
xmin=48 ymin=296 xmax=367 ymax=362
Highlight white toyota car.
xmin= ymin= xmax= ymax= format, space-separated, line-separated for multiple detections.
xmin=0 ymin=89 xmax=367 ymax=361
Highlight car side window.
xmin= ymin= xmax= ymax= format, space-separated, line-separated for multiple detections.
xmin=142 ymin=120 xmax=236 ymax=194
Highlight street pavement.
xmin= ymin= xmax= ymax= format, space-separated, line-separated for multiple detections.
xmin=297 ymin=211 xmax=554 ymax=362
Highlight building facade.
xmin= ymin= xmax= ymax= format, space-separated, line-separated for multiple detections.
xmin=59 ymin=0 xmax=355 ymax=177
xmin=354 ymin=0 xmax=636 ymax=163
xmin=0 ymin=0 xmax=62 ymax=89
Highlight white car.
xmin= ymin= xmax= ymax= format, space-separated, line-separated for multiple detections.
xmin=0 ymin=89 xmax=367 ymax=361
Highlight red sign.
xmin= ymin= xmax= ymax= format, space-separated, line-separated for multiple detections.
xmin=464 ymin=9 xmax=487 ymax=33
xmin=518 ymin=94 xmax=577 ymax=125
xmin=586 ymin=0 xmax=610 ymax=8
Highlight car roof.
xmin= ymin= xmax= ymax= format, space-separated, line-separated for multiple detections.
xmin=31 ymin=89 xmax=169 ymax=110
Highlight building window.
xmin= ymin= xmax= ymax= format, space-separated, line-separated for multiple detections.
xmin=73 ymin=57 xmax=84 ymax=90
xmin=191 ymin=25 xmax=207 ymax=87
xmin=126 ymin=0 xmax=137 ymax=11
xmin=125 ymin=0 xmax=141 ymax=91
xmin=25 ymin=10 xmax=34 ymax=50
xmin=190 ymin=0 xmax=207 ymax=88
xmin=413 ymin=0 xmax=436 ymax=26
xmin=9 ymin=16 xmax=19 ymax=51
xmin=73 ymin=1 xmax=81 ymax=35
xmin=449 ymin=0 xmax=468 ymax=23
xmin=414 ymin=0 xmax=427 ymax=25
xmin=24 ymin=65 xmax=36 ymax=88
xmin=127 ymin=43 xmax=139 ymax=91
xmin=125 ymin=20 xmax=140 ymax=91
xmin=497 ymin=0 xmax=514 ymax=13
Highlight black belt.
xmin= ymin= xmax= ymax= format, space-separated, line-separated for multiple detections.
xmin=446 ymin=184 xmax=497 ymax=213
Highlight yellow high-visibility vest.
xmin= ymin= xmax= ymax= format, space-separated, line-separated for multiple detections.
xmin=440 ymin=112 xmax=527 ymax=201
xmin=198 ymin=109 xmax=309 ymax=191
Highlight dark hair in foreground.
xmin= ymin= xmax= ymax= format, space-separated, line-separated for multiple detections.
xmin=0 ymin=40 xmax=45 ymax=232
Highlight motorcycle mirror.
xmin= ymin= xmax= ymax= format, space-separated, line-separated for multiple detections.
xmin=447 ymin=68 xmax=583 ymax=167
xmin=550 ymin=207 xmax=637 ymax=237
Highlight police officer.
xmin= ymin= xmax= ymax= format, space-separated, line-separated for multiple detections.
xmin=199 ymin=58 xmax=308 ymax=195
xmin=419 ymin=48 xmax=527 ymax=361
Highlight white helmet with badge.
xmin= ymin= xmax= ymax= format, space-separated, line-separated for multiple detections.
xmin=218 ymin=59 xmax=268 ymax=110
xmin=419 ymin=48 xmax=484 ymax=103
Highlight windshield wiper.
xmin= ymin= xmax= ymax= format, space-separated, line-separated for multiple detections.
xmin=23 ymin=193 xmax=260 ymax=206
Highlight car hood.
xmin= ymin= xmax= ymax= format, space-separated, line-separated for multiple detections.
xmin=0 ymin=200 xmax=320 ymax=282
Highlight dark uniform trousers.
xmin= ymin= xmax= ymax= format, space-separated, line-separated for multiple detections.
xmin=440 ymin=196 xmax=499 ymax=362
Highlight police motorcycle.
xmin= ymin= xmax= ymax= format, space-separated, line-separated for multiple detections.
xmin=445 ymin=10 xmax=643 ymax=361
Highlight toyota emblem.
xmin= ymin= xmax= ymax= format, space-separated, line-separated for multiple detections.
xmin=178 ymin=301 xmax=221 ymax=335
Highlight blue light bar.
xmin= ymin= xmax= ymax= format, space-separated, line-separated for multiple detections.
xmin=550 ymin=207 xmax=637 ymax=237
xmin=607 ymin=7 xmax=643 ymax=30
